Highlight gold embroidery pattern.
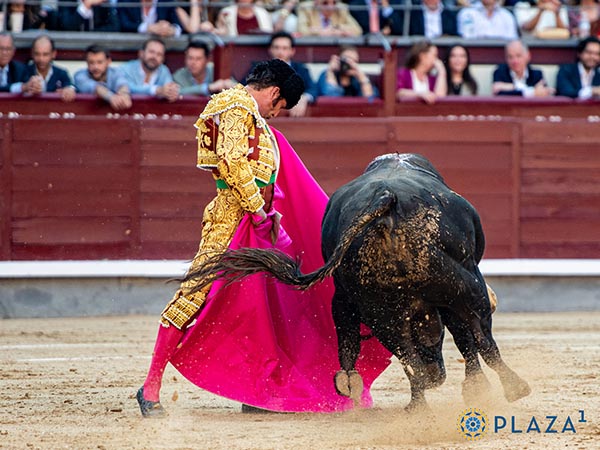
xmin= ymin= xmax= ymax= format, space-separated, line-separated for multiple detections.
xmin=161 ymin=189 xmax=245 ymax=329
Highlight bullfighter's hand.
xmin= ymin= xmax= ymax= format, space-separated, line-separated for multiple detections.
xmin=270 ymin=211 xmax=282 ymax=245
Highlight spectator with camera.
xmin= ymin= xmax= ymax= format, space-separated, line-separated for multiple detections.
xmin=317 ymin=45 xmax=377 ymax=99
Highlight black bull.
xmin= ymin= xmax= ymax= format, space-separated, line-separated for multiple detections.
xmin=185 ymin=153 xmax=531 ymax=410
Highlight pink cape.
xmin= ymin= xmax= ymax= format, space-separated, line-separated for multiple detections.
xmin=170 ymin=128 xmax=391 ymax=412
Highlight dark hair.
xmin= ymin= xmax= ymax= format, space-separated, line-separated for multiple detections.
xmin=85 ymin=44 xmax=110 ymax=59
xmin=405 ymin=40 xmax=433 ymax=70
xmin=186 ymin=40 xmax=211 ymax=57
xmin=576 ymin=36 xmax=600 ymax=61
xmin=32 ymin=34 xmax=55 ymax=52
xmin=444 ymin=45 xmax=478 ymax=95
xmin=246 ymin=59 xmax=304 ymax=109
xmin=269 ymin=31 xmax=295 ymax=48
xmin=142 ymin=37 xmax=166 ymax=51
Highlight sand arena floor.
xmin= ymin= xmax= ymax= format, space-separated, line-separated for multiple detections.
xmin=0 ymin=312 xmax=599 ymax=450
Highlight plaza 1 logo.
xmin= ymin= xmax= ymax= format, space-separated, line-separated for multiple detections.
xmin=457 ymin=408 xmax=588 ymax=440
xmin=457 ymin=408 xmax=488 ymax=440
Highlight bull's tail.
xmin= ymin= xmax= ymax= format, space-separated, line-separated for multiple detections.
xmin=183 ymin=189 xmax=397 ymax=293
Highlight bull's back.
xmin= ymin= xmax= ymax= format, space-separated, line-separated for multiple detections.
xmin=322 ymin=169 xmax=484 ymax=298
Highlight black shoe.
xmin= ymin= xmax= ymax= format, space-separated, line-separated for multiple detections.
xmin=241 ymin=403 xmax=275 ymax=414
xmin=136 ymin=387 xmax=166 ymax=418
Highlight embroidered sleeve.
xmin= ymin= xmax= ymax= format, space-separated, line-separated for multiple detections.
xmin=215 ymin=107 xmax=265 ymax=213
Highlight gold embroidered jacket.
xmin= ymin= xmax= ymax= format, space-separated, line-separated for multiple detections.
xmin=195 ymin=84 xmax=277 ymax=213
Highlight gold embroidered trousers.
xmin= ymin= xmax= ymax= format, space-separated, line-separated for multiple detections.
xmin=160 ymin=189 xmax=245 ymax=329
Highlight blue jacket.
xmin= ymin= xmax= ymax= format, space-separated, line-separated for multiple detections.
xmin=348 ymin=0 xmax=405 ymax=36
xmin=493 ymin=63 xmax=544 ymax=96
xmin=23 ymin=63 xmax=74 ymax=92
xmin=120 ymin=59 xmax=173 ymax=95
xmin=556 ymin=63 xmax=600 ymax=99
xmin=0 ymin=60 xmax=28 ymax=92
xmin=409 ymin=8 xmax=458 ymax=37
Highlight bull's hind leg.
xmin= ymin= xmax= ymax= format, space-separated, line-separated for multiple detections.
xmin=439 ymin=307 xmax=492 ymax=404
xmin=331 ymin=288 xmax=364 ymax=406
xmin=475 ymin=314 xmax=531 ymax=402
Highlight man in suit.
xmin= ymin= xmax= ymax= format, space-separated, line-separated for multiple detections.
xmin=58 ymin=0 xmax=120 ymax=31
xmin=556 ymin=36 xmax=600 ymax=99
xmin=0 ymin=32 xmax=27 ymax=93
xmin=348 ymin=0 xmax=404 ymax=36
xmin=492 ymin=39 xmax=554 ymax=97
xmin=19 ymin=35 xmax=76 ymax=102
xmin=267 ymin=31 xmax=318 ymax=117
xmin=409 ymin=0 xmax=458 ymax=38
xmin=117 ymin=0 xmax=182 ymax=37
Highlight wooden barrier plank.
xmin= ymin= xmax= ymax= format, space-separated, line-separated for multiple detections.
xmin=12 ymin=142 xmax=134 ymax=166
xmin=522 ymin=168 xmax=600 ymax=194
xmin=13 ymin=218 xmax=132 ymax=245
xmin=10 ymin=243 xmax=132 ymax=260
xmin=521 ymin=218 xmax=600 ymax=243
xmin=141 ymin=218 xmax=202 ymax=242
xmin=139 ymin=167 xmax=206 ymax=193
xmin=12 ymin=119 xmax=134 ymax=142
xmin=140 ymin=122 xmax=196 ymax=142
xmin=141 ymin=142 xmax=197 ymax=167
xmin=12 ymin=191 xmax=133 ymax=218
xmin=13 ymin=167 xmax=132 ymax=191
xmin=520 ymin=242 xmax=600 ymax=258
xmin=389 ymin=119 xmax=515 ymax=143
xmin=521 ymin=120 xmax=600 ymax=144
xmin=522 ymin=144 xmax=600 ymax=169
xmin=520 ymin=194 xmax=600 ymax=219
xmin=140 ymin=193 xmax=208 ymax=218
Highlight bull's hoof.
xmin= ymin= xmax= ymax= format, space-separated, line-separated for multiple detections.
xmin=404 ymin=398 xmax=430 ymax=414
xmin=334 ymin=370 xmax=363 ymax=405
xmin=503 ymin=375 xmax=531 ymax=402
xmin=461 ymin=373 xmax=492 ymax=405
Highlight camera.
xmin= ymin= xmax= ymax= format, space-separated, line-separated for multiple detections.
xmin=339 ymin=58 xmax=351 ymax=75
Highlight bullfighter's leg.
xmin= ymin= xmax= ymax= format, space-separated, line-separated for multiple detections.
xmin=331 ymin=286 xmax=364 ymax=405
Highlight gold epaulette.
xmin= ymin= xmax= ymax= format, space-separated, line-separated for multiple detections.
xmin=196 ymin=84 xmax=266 ymax=129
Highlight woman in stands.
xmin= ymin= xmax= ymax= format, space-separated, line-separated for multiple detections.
xmin=444 ymin=44 xmax=478 ymax=96
xmin=396 ymin=39 xmax=447 ymax=104
xmin=215 ymin=0 xmax=273 ymax=36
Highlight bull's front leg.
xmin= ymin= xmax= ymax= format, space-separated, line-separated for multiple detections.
xmin=332 ymin=288 xmax=364 ymax=406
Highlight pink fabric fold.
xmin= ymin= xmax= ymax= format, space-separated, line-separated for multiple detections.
xmin=170 ymin=127 xmax=391 ymax=412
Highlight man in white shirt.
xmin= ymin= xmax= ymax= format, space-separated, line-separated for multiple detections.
xmin=458 ymin=0 xmax=519 ymax=40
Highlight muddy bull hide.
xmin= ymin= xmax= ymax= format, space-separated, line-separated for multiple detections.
xmin=185 ymin=153 xmax=531 ymax=411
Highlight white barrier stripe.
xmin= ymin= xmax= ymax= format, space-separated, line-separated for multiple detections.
xmin=5 ymin=355 xmax=149 ymax=363
xmin=0 ymin=259 xmax=599 ymax=278
xmin=0 ymin=343 xmax=135 ymax=350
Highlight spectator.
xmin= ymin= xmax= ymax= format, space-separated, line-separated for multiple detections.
xmin=492 ymin=39 xmax=554 ymax=97
xmin=317 ymin=45 xmax=378 ymax=99
xmin=173 ymin=41 xmax=235 ymax=96
xmin=297 ymin=0 xmax=362 ymax=37
xmin=514 ymin=0 xmax=569 ymax=39
xmin=215 ymin=0 xmax=273 ymax=36
xmin=3 ymin=0 xmax=52 ymax=31
xmin=444 ymin=44 xmax=478 ymax=95
xmin=120 ymin=37 xmax=180 ymax=102
xmin=74 ymin=45 xmax=131 ymax=110
xmin=457 ymin=0 xmax=519 ymax=40
xmin=267 ymin=31 xmax=318 ymax=116
xmin=568 ymin=0 xmax=600 ymax=38
xmin=58 ymin=0 xmax=120 ymax=31
xmin=118 ymin=0 xmax=182 ymax=37
xmin=348 ymin=0 xmax=405 ymax=36
xmin=17 ymin=35 xmax=75 ymax=102
xmin=396 ymin=39 xmax=447 ymax=104
xmin=175 ymin=0 xmax=216 ymax=34
xmin=270 ymin=0 xmax=299 ymax=34
xmin=409 ymin=0 xmax=458 ymax=38
xmin=0 ymin=32 xmax=27 ymax=93
xmin=556 ymin=36 xmax=600 ymax=98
